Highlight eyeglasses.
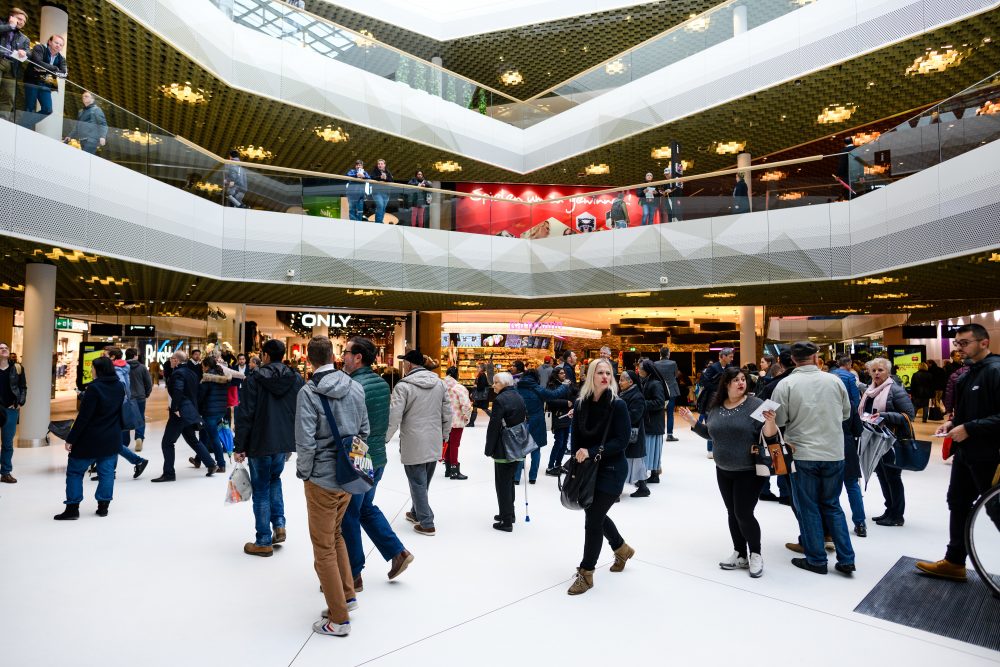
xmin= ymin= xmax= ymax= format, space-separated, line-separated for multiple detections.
xmin=954 ymin=338 xmax=982 ymax=348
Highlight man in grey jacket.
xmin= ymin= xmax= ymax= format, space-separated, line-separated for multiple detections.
xmin=295 ymin=336 xmax=369 ymax=637
xmin=653 ymin=347 xmax=682 ymax=442
xmin=124 ymin=348 xmax=153 ymax=452
xmin=386 ymin=349 xmax=452 ymax=536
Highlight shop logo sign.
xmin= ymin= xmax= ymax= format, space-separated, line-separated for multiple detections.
xmin=300 ymin=313 xmax=353 ymax=328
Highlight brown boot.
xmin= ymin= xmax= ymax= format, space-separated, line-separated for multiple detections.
xmin=567 ymin=568 xmax=594 ymax=595
xmin=785 ymin=542 xmax=805 ymax=554
xmin=915 ymin=558 xmax=967 ymax=581
xmin=388 ymin=549 xmax=414 ymax=580
xmin=610 ymin=543 xmax=635 ymax=573
xmin=273 ymin=527 xmax=286 ymax=544
xmin=244 ymin=542 xmax=273 ymax=557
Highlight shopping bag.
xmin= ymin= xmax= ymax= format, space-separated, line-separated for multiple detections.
xmin=225 ymin=463 xmax=252 ymax=504
xmin=218 ymin=420 xmax=235 ymax=456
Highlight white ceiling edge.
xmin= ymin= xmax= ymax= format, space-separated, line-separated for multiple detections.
xmin=318 ymin=0 xmax=651 ymax=41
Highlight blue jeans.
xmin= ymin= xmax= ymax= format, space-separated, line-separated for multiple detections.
xmin=1 ymin=407 xmax=18 ymax=475
xmin=118 ymin=444 xmax=143 ymax=465
xmin=792 ymin=460 xmax=855 ymax=566
xmin=697 ymin=412 xmax=712 ymax=452
xmin=844 ymin=477 xmax=866 ymax=526
xmin=343 ymin=466 xmax=405 ymax=578
xmin=549 ymin=429 xmax=569 ymax=469
xmin=349 ymin=196 xmax=365 ymax=221
xmin=66 ymin=455 xmax=116 ymax=504
xmin=666 ymin=396 xmax=675 ymax=435
xmin=20 ymin=84 xmax=52 ymax=129
xmin=641 ymin=202 xmax=657 ymax=225
xmin=248 ymin=454 xmax=286 ymax=546
xmin=515 ymin=448 xmax=541 ymax=482
xmin=373 ymin=193 xmax=389 ymax=223
xmin=199 ymin=414 xmax=226 ymax=467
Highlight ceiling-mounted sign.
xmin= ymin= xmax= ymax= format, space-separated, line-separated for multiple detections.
xmin=56 ymin=317 xmax=73 ymax=330
xmin=124 ymin=325 xmax=156 ymax=337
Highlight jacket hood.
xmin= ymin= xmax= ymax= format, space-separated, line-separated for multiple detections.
xmin=113 ymin=359 xmax=127 ymax=368
xmin=257 ymin=362 xmax=301 ymax=395
xmin=517 ymin=375 xmax=539 ymax=389
xmin=126 ymin=359 xmax=141 ymax=367
xmin=972 ymin=354 xmax=1000 ymax=370
xmin=400 ymin=367 xmax=443 ymax=390
xmin=312 ymin=369 xmax=355 ymax=399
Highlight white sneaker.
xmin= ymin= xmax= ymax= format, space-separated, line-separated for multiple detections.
xmin=707 ymin=452 xmax=714 ymax=459
xmin=749 ymin=553 xmax=764 ymax=578
xmin=719 ymin=551 xmax=749 ymax=570
xmin=313 ymin=619 xmax=350 ymax=637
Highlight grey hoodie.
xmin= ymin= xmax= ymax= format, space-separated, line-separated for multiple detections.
xmin=295 ymin=370 xmax=370 ymax=492
xmin=386 ymin=367 xmax=452 ymax=465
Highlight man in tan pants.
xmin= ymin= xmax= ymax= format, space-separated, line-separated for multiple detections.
xmin=295 ymin=336 xmax=370 ymax=637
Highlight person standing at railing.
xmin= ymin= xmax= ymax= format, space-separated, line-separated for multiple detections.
xmin=407 ymin=170 xmax=431 ymax=228
xmin=63 ymin=90 xmax=106 ymax=154
xmin=345 ymin=159 xmax=370 ymax=221
xmin=370 ymin=158 xmax=393 ymax=224
xmin=0 ymin=8 xmax=29 ymax=122
xmin=20 ymin=34 xmax=66 ymax=131
xmin=733 ymin=173 xmax=750 ymax=213
xmin=225 ymin=149 xmax=248 ymax=208
xmin=635 ymin=172 xmax=658 ymax=226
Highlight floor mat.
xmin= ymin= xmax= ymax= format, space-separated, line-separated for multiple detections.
xmin=854 ymin=556 xmax=1000 ymax=651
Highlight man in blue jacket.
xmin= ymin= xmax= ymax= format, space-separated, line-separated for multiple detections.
xmin=831 ymin=354 xmax=866 ymax=537
xmin=151 ymin=351 xmax=216 ymax=482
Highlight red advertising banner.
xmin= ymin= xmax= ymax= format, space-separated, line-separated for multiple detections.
xmin=454 ymin=183 xmax=643 ymax=238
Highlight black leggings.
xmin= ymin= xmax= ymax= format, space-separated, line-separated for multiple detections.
xmin=581 ymin=490 xmax=625 ymax=570
xmin=716 ymin=467 xmax=762 ymax=557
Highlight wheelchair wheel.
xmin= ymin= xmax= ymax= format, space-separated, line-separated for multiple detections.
xmin=966 ymin=483 xmax=1000 ymax=599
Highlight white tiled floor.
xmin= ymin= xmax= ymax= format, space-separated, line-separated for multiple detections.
xmin=2 ymin=390 xmax=998 ymax=666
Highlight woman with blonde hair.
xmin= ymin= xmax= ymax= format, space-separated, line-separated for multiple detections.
xmin=567 ymin=358 xmax=632 ymax=595
xmin=860 ymin=357 xmax=915 ymax=527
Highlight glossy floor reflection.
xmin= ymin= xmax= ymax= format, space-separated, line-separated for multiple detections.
xmin=2 ymin=391 xmax=997 ymax=666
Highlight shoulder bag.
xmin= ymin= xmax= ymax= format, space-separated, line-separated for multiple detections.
xmin=501 ymin=414 xmax=539 ymax=460
xmin=558 ymin=404 xmax=613 ymax=511
xmin=753 ymin=428 xmax=794 ymax=477
xmin=884 ymin=413 xmax=931 ymax=472
xmin=318 ymin=394 xmax=375 ymax=494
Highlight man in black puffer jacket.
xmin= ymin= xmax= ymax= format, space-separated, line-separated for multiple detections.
xmin=235 ymin=339 xmax=304 ymax=557
xmin=918 ymin=324 xmax=1000 ymax=581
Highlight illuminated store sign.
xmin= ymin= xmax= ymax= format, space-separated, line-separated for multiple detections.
xmin=443 ymin=322 xmax=601 ymax=339
xmin=300 ymin=313 xmax=354 ymax=328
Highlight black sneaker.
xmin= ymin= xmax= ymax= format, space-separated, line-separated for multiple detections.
xmin=545 ymin=467 xmax=561 ymax=477
xmin=875 ymin=516 xmax=904 ymax=527
xmin=854 ymin=523 xmax=867 ymax=538
xmin=791 ymin=558 xmax=828 ymax=575
xmin=151 ymin=475 xmax=176 ymax=483
xmin=492 ymin=521 xmax=513 ymax=532
xmin=133 ymin=459 xmax=149 ymax=479
xmin=206 ymin=465 xmax=218 ymax=477
xmin=759 ymin=491 xmax=779 ymax=502
xmin=665 ymin=435 xmax=679 ymax=442
xmin=493 ymin=514 xmax=516 ymax=524
xmin=835 ymin=563 xmax=856 ymax=576
xmin=189 ymin=457 xmax=201 ymax=469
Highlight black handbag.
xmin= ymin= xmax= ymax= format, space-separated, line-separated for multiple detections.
xmin=501 ymin=417 xmax=538 ymax=460
xmin=558 ymin=405 xmax=613 ymax=510
xmin=884 ymin=414 xmax=931 ymax=472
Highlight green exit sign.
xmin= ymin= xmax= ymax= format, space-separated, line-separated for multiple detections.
xmin=629 ymin=347 xmax=636 ymax=351
xmin=56 ymin=317 xmax=73 ymax=330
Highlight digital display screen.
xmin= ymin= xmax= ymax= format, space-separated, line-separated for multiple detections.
xmin=889 ymin=345 xmax=925 ymax=390
xmin=457 ymin=334 xmax=481 ymax=348
xmin=506 ymin=334 xmax=522 ymax=348
xmin=482 ymin=334 xmax=505 ymax=347
xmin=441 ymin=332 xmax=452 ymax=348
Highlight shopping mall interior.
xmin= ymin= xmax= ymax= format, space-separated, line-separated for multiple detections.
xmin=1 ymin=0 xmax=1000 ymax=664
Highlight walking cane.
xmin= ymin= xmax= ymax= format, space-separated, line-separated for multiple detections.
xmin=524 ymin=464 xmax=531 ymax=522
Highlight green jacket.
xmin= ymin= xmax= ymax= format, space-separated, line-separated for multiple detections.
xmin=350 ymin=366 xmax=391 ymax=468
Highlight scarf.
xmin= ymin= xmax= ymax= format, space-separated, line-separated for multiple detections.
xmin=578 ymin=390 xmax=613 ymax=443
xmin=860 ymin=377 xmax=893 ymax=417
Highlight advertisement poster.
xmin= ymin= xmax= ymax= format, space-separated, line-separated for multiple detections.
xmin=888 ymin=345 xmax=926 ymax=389
xmin=454 ymin=183 xmax=640 ymax=237
xmin=301 ymin=178 xmax=343 ymax=219
xmin=77 ymin=342 xmax=108 ymax=389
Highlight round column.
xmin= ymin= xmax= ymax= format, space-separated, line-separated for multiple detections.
xmin=18 ymin=263 xmax=56 ymax=447
xmin=35 ymin=4 xmax=69 ymax=142
xmin=739 ymin=305 xmax=757 ymax=371
xmin=737 ymin=152 xmax=752 ymax=212
xmin=429 ymin=181 xmax=442 ymax=229
xmin=733 ymin=5 xmax=748 ymax=35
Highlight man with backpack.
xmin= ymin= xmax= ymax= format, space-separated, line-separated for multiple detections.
xmin=235 ymin=339 xmax=304 ymax=558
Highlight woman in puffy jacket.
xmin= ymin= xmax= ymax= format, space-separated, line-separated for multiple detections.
xmin=514 ymin=369 xmax=568 ymax=485
xmin=443 ymin=366 xmax=473 ymax=480
xmin=195 ymin=358 xmax=232 ymax=473
xmin=860 ymin=357 xmax=915 ymax=527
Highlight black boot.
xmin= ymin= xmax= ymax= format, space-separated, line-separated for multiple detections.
xmin=54 ymin=503 xmax=80 ymax=521
xmin=96 ymin=500 xmax=110 ymax=517
xmin=647 ymin=471 xmax=660 ymax=484
xmin=630 ymin=480 xmax=651 ymax=498
xmin=444 ymin=464 xmax=454 ymax=478
xmin=451 ymin=463 xmax=468 ymax=480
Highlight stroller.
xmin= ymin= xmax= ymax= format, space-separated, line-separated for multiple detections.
xmin=46 ymin=419 xmax=74 ymax=445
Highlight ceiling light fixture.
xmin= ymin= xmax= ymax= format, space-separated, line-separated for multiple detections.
xmin=758 ymin=170 xmax=786 ymax=182
xmin=704 ymin=292 xmax=736 ymax=299
xmin=237 ymin=145 xmax=273 ymax=161
xmin=684 ymin=14 xmax=710 ymax=32
xmin=605 ymin=59 xmax=626 ymax=76
xmin=0 ymin=282 xmax=24 ymax=291
xmin=851 ymin=130 xmax=881 ymax=146
xmin=33 ymin=248 xmax=99 ymax=263
xmin=453 ymin=301 xmax=483 ymax=307
xmin=871 ymin=292 xmax=910 ymax=299
xmin=315 ymin=125 xmax=350 ymax=143
xmin=584 ymin=163 xmax=610 ymax=175
xmin=194 ymin=181 xmax=222 ymax=194
xmin=651 ymin=146 xmax=672 ymax=160
xmin=977 ymin=100 xmax=1000 ymax=116
xmin=831 ymin=308 xmax=861 ymax=314
xmin=817 ymin=104 xmax=857 ymax=124
xmin=864 ymin=163 xmax=890 ymax=176
xmin=433 ymin=160 xmax=462 ymax=173
xmin=851 ymin=276 xmax=898 ymax=285
xmin=899 ymin=304 xmax=932 ymax=310
xmin=905 ymin=47 xmax=967 ymax=76
xmin=499 ymin=67 xmax=524 ymax=86
xmin=777 ymin=191 xmax=805 ymax=201
xmin=623 ymin=292 xmax=651 ymax=298
xmin=159 ymin=81 xmax=209 ymax=105
xmin=352 ymin=29 xmax=376 ymax=48
xmin=346 ymin=289 xmax=384 ymax=297
xmin=715 ymin=141 xmax=746 ymax=155
xmin=120 ymin=128 xmax=161 ymax=146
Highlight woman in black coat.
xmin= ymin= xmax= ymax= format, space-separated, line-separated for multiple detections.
xmin=638 ymin=359 xmax=666 ymax=483
xmin=55 ymin=356 xmax=124 ymax=520
xmin=909 ymin=363 xmax=936 ymax=422
xmin=567 ymin=359 xmax=632 ymax=596
xmin=485 ymin=371 xmax=527 ymax=532
xmin=619 ymin=370 xmax=649 ymax=498
xmin=545 ymin=366 xmax=577 ymax=475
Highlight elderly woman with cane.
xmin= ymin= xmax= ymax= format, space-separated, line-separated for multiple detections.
xmin=485 ymin=371 xmax=527 ymax=532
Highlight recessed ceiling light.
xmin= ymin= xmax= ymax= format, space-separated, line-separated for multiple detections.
xmin=237 ymin=145 xmax=273 ymax=161
xmin=715 ymin=141 xmax=746 ymax=155
xmin=159 ymin=82 xmax=209 ymax=105
xmin=906 ymin=48 xmax=968 ymax=76
xmin=584 ymin=163 xmax=610 ymax=175
xmin=433 ymin=160 xmax=462 ymax=173
xmin=817 ymin=104 xmax=857 ymax=124
xmin=314 ymin=125 xmax=350 ymax=143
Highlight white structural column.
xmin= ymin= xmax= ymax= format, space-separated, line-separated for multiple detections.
xmin=35 ymin=4 xmax=69 ymax=142
xmin=18 ymin=263 xmax=56 ymax=447
xmin=429 ymin=181 xmax=442 ymax=230
xmin=733 ymin=5 xmax=748 ymax=36
xmin=737 ymin=152 xmax=752 ymax=212
xmin=739 ymin=306 xmax=756 ymax=370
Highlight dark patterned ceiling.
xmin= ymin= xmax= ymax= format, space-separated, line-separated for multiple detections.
xmin=1 ymin=238 xmax=999 ymax=323
xmin=303 ymin=0 xmax=726 ymax=99
xmin=13 ymin=2 xmax=1000 ymax=187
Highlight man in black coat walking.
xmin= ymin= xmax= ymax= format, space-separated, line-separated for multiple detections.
xmin=653 ymin=347 xmax=681 ymax=442
xmin=152 ymin=351 xmax=216 ymax=482
xmin=235 ymin=339 xmax=304 ymax=556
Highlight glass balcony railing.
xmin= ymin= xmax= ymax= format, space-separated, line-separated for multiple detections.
xmin=205 ymin=0 xmax=811 ymax=129
xmin=10 ymin=68 xmax=1000 ymax=240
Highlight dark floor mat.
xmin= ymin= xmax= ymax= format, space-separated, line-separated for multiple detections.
xmin=854 ymin=556 xmax=1000 ymax=651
